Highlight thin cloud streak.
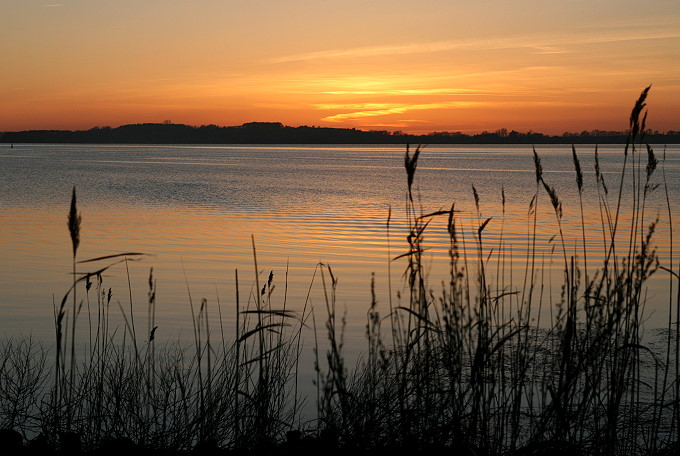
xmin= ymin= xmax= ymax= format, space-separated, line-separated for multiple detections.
xmin=321 ymin=101 xmax=484 ymax=122
xmin=270 ymin=27 xmax=680 ymax=64
xmin=270 ymin=42 xmax=471 ymax=63
xmin=321 ymin=99 xmax=601 ymax=122
xmin=323 ymin=88 xmax=479 ymax=96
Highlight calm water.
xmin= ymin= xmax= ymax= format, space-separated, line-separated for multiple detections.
xmin=1 ymin=143 xmax=679 ymax=352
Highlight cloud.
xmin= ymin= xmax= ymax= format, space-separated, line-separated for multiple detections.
xmin=319 ymin=98 xmax=605 ymax=122
xmin=269 ymin=26 xmax=680 ymax=64
xmin=269 ymin=42 xmax=473 ymax=64
xmin=315 ymin=103 xmax=401 ymax=110
xmin=530 ymin=46 xmax=568 ymax=55
xmin=320 ymin=101 xmax=483 ymax=122
xmin=42 ymin=4 xmax=63 ymax=6
xmin=323 ymin=88 xmax=478 ymax=96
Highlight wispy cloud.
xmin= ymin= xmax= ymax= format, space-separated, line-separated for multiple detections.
xmin=42 ymin=4 xmax=63 ymax=7
xmin=315 ymin=103 xmax=401 ymax=110
xmin=319 ymin=98 xmax=603 ymax=122
xmin=323 ymin=88 xmax=478 ymax=96
xmin=270 ymin=27 xmax=680 ymax=64
xmin=269 ymin=41 xmax=474 ymax=64
xmin=530 ymin=46 xmax=568 ymax=55
xmin=320 ymin=101 xmax=483 ymax=122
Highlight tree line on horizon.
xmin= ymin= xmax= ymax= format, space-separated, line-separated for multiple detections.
xmin=2 ymin=121 xmax=680 ymax=144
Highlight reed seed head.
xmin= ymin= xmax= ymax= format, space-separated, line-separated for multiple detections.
xmin=149 ymin=325 xmax=158 ymax=342
xmin=532 ymin=147 xmax=543 ymax=184
xmin=629 ymin=85 xmax=651 ymax=139
xmin=571 ymin=145 xmax=583 ymax=193
xmin=67 ymin=186 xmax=81 ymax=258
xmin=472 ymin=185 xmax=480 ymax=211
xmin=646 ymin=144 xmax=658 ymax=180
xmin=404 ymin=144 xmax=422 ymax=197
xmin=542 ymin=180 xmax=563 ymax=219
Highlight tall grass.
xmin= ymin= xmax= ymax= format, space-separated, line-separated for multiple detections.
xmin=2 ymin=242 xmax=308 ymax=452
xmin=313 ymin=86 xmax=679 ymax=455
xmin=1 ymin=87 xmax=678 ymax=455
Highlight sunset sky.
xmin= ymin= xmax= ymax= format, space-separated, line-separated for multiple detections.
xmin=2 ymin=0 xmax=679 ymax=134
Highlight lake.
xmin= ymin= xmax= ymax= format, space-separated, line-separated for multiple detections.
xmin=1 ymin=143 xmax=679 ymax=355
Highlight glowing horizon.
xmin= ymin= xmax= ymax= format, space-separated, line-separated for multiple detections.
xmin=1 ymin=1 xmax=679 ymax=135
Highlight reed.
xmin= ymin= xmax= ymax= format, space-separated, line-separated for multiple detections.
xmin=312 ymin=86 xmax=679 ymax=456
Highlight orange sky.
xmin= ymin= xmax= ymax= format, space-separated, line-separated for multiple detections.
xmin=1 ymin=0 xmax=679 ymax=134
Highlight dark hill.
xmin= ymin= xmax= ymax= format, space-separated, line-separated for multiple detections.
xmin=1 ymin=122 xmax=679 ymax=144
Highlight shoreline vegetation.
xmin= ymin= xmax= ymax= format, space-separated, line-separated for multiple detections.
xmin=2 ymin=87 xmax=680 ymax=455
xmin=2 ymin=121 xmax=680 ymax=145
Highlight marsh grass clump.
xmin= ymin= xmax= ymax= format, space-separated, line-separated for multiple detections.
xmin=3 ymin=224 xmax=308 ymax=453
xmin=313 ymin=86 xmax=679 ymax=456
xmin=1 ymin=87 xmax=678 ymax=455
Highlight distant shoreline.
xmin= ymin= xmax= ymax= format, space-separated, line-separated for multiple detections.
xmin=2 ymin=121 xmax=680 ymax=145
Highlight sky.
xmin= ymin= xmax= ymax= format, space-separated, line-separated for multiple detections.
xmin=1 ymin=0 xmax=679 ymax=134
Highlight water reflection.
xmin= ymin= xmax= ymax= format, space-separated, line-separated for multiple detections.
xmin=1 ymin=144 xmax=678 ymax=347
